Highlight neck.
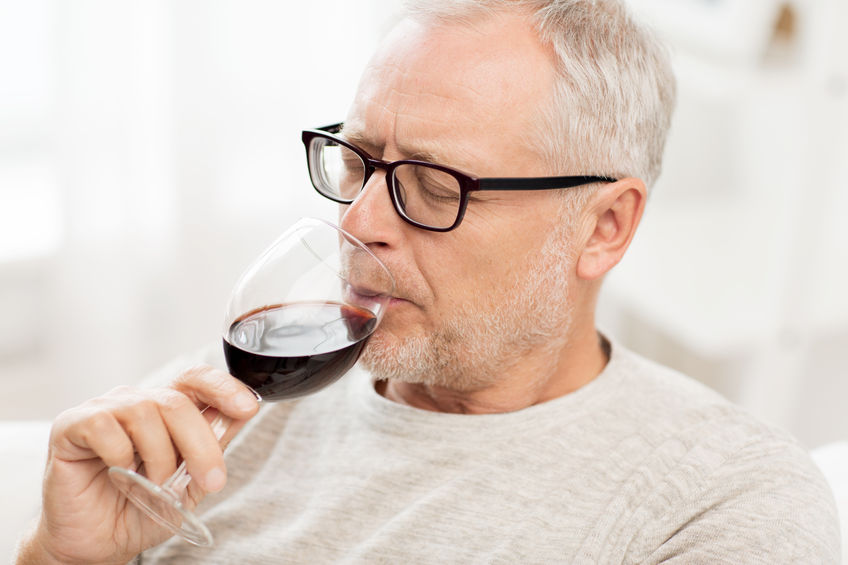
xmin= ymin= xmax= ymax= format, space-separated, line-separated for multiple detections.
xmin=376 ymin=325 xmax=609 ymax=414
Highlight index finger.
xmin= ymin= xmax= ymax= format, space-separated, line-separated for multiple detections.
xmin=170 ymin=365 xmax=259 ymax=420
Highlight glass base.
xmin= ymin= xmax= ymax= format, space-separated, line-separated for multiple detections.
xmin=108 ymin=466 xmax=214 ymax=547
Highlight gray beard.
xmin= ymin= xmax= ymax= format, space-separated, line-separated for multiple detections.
xmin=360 ymin=223 xmax=576 ymax=392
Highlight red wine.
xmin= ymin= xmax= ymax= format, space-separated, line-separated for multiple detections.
xmin=223 ymin=301 xmax=377 ymax=401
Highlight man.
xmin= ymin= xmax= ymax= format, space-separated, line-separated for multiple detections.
xmin=16 ymin=0 xmax=840 ymax=563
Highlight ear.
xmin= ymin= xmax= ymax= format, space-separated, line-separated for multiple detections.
xmin=576 ymin=178 xmax=647 ymax=281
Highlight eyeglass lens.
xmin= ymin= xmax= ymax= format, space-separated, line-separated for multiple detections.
xmin=308 ymin=137 xmax=462 ymax=230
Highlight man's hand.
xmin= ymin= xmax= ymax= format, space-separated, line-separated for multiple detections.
xmin=16 ymin=365 xmax=259 ymax=565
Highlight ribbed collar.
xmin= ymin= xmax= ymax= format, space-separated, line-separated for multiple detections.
xmin=345 ymin=337 xmax=629 ymax=443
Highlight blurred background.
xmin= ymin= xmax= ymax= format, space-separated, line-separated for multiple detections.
xmin=1 ymin=0 xmax=846 ymax=447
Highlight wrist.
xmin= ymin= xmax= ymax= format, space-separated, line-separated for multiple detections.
xmin=14 ymin=525 xmax=66 ymax=565
xmin=13 ymin=520 xmax=129 ymax=565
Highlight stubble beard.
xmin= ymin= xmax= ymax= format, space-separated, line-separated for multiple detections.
xmin=360 ymin=221 xmax=577 ymax=392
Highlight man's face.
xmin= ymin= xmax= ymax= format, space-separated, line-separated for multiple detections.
xmin=339 ymin=14 xmax=584 ymax=390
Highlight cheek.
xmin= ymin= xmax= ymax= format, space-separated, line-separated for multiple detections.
xmin=412 ymin=212 xmax=562 ymax=315
xmin=424 ymin=245 xmax=519 ymax=310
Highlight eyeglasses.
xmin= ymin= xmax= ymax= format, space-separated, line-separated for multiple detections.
xmin=301 ymin=123 xmax=617 ymax=232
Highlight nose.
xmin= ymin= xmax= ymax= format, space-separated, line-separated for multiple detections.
xmin=338 ymin=169 xmax=404 ymax=252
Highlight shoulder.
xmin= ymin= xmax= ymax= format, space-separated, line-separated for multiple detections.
xmin=604 ymin=341 xmax=793 ymax=451
xmin=607 ymin=340 xmax=833 ymax=504
xmin=604 ymin=342 xmax=841 ymax=563
xmin=634 ymin=432 xmax=842 ymax=563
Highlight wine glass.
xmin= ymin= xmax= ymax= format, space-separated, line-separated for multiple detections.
xmin=108 ymin=217 xmax=394 ymax=546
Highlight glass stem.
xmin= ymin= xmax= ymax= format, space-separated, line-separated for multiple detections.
xmin=159 ymin=409 xmax=233 ymax=495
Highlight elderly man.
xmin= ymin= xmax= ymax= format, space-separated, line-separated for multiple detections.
xmin=17 ymin=0 xmax=840 ymax=563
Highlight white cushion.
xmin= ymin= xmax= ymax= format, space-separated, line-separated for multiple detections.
xmin=811 ymin=441 xmax=848 ymax=565
xmin=0 ymin=420 xmax=51 ymax=560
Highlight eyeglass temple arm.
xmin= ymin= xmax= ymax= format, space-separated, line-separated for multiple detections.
xmin=316 ymin=123 xmax=344 ymax=134
xmin=478 ymin=176 xmax=617 ymax=191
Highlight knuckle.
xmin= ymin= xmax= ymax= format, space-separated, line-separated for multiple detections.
xmin=174 ymin=364 xmax=215 ymax=385
xmin=79 ymin=410 xmax=131 ymax=460
xmin=172 ymin=364 xmax=241 ymax=408
xmin=156 ymin=389 xmax=194 ymax=414
xmin=86 ymin=408 xmax=117 ymax=436
xmin=47 ymin=396 xmax=137 ymax=465
xmin=104 ymin=384 xmax=138 ymax=399
xmin=51 ymin=400 xmax=107 ymax=439
xmin=176 ymin=364 xmax=232 ymax=391
xmin=130 ymin=396 xmax=159 ymax=417
xmin=48 ymin=409 xmax=78 ymax=445
xmin=120 ymin=398 xmax=160 ymax=433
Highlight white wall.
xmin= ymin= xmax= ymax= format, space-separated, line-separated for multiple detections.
xmin=0 ymin=0 xmax=398 ymax=419
xmin=600 ymin=0 xmax=848 ymax=447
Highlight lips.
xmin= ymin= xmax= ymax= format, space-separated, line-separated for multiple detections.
xmin=340 ymin=251 xmax=418 ymax=308
xmin=345 ymin=280 xmax=415 ymax=314
xmin=348 ymin=283 xmax=383 ymax=299
xmin=341 ymin=281 xmax=390 ymax=315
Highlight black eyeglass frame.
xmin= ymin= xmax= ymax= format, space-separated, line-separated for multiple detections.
xmin=301 ymin=122 xmax=617 ymax=233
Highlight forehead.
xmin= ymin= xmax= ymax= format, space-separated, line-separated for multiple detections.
xmin=344 ymin=13 xmax=557 ymax=175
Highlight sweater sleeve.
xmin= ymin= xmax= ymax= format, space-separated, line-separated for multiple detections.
xmin=635 ymin=437 xmax=841 ymax=564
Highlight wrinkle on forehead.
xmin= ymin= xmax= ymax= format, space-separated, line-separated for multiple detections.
xmin=344 ymin=109 xmax=477 ymax=170
xmin=346 ymin=11 xmax=557 ymax=176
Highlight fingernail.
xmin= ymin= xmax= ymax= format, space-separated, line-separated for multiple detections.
xmin=205 ymin=467 xmax=226 ymax=492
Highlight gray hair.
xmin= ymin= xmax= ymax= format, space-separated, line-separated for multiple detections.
xmin=401 ymin=0 xmax=676 ymax=191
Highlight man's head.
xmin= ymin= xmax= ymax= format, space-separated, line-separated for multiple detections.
xmin=400 ymin=0 xmax=676 ymax=189
xmin=331 ymin=0 xmax=675 ymax=396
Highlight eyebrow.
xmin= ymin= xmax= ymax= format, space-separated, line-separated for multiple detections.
xmin=339 ymin=124 xmax=452 ymax=168
xmin=337 ymin=125 xmax=379 ymax=156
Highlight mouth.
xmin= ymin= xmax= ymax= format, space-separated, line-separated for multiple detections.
xmin=344 ymin=282 xmax=397 ymax=310
xmin=345 ymin=282 xmax=414 ymax=313
xmin=339 ymin=253 xmax=416 ymax=312
xmin=354 ymin=284 xmax=411 ymax=300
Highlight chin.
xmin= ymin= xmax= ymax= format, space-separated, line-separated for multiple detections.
xmin=359 ymin=330 xmax=497 ymax=392
xmin=359 ymin=330 xmax=424 ymax=382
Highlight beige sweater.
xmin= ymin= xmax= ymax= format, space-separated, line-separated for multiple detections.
xmin=141 ymin=341 xmax=841 ymax=563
